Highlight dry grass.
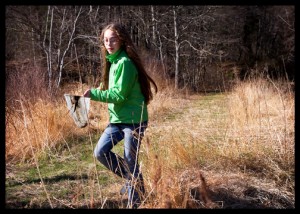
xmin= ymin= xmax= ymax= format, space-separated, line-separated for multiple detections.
xmin=5 ymin=74 xmax=294 ymax=208
xmin=138 ymin=77 xmax=294 ymax=208
xmin=224 ymin=77 xmax=294 ymax=185
xmin=5 ymin=80 xmax=107 ymax=164
xmin=6 ymin=98 xmax=74 ymax=163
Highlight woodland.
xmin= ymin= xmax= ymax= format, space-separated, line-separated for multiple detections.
xmin=6 ymin=5 xmax=294 ymax=100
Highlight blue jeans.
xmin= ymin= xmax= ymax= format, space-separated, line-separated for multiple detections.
xmin=94 ymin=121 xmax=147 ymax=208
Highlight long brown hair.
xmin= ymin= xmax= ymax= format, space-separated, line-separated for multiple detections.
xmin=99 ymin=23 xmax=158 ymax=105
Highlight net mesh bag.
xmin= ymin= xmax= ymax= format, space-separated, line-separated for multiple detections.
xmin=64 ymin=94 xmax=90 ymax=128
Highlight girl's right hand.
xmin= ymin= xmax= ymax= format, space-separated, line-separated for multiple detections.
xmin=83 ymin=89 xmax=91 ymax=98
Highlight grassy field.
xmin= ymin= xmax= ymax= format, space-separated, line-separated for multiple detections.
xmin=5 ymin=78 xmax=294 ymax=209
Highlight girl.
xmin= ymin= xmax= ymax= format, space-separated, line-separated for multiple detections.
xmin=83 ymin=23 xmax=158 ymax=208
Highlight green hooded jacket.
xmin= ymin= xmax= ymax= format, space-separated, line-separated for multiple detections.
xmin=90 ymin=48 xmax=148 ymax=124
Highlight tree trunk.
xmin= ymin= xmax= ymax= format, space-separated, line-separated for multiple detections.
xmin=173 ymin=6 xmax=180 ymax=89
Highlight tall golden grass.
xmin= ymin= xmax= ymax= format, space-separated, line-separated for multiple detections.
xmin=138 ymin=76 xmax=294 ymax=208
xmin=224 ymin=77 xmax=294 ymax=186
xmin=5 ymin=73 xmax=294 ymax=208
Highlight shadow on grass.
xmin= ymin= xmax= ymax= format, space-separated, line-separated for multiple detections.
xmin=6 ymin=185 xmax=294 ymax=209
xmin=207 ymin=186 xmax=294 ymax=209
xmin=7 ymin=173 xmax=89 ymax=187
xmin=6 ymin=170 xmax=294 ymax=209
xmin=6 ymin=198 xmax=129 ymax=209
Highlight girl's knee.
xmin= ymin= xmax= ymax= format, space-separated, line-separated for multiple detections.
xmin=94 ymin=148 xmax=106 ymax=160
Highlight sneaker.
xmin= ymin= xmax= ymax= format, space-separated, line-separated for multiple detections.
xmin=132 ymin=203 xmax=140 ymax=209
xmin=120 ymin=182 xmax=128 ymax=195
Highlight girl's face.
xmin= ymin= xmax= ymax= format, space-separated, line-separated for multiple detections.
xmin=103 ymin=29 xmax=121 ymax=55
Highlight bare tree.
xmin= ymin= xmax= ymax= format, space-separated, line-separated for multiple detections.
xmin=56 ymin=6 xmax=83 ymax=88
xmin=6 ymin=5 xmax=295 ymax=96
